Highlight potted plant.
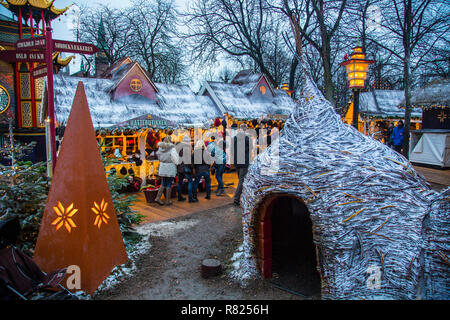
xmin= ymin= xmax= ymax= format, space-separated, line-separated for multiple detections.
xmin=140 ymin=184 xmax=158 ymax=203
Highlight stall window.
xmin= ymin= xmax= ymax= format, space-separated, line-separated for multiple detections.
xmin=259 ymin=85 xmax=267 ymax=95
xmin=104 ymin=137 xmax=113 ymax=147
xmin=114 ymin=137 xmax=123 ymax=146
xmin=126 ymin=136 xmax=137 ymax=154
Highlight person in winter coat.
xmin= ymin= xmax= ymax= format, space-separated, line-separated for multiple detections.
xmin=391 ymin=120 xmax=404 ymax=154
xmin=175 ymin=135 xmax=194 ymax=202
xmin=155 ymin=135 xmax=180 ymax=206
xmin=207 ymin=135 xmax=227 ymax=196
xmin=233 ymin=124 xmax=253 ymax=206
xmin=385 ymin=122 xmax=394 ymax=148
xmin=192 ymin=140 xmax=212 ymax=202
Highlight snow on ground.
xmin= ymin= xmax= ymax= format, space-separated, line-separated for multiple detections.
xmin=136 ymin=219 xmax=199 ymax=238
xmin=229 ymin=243 xmax=258 ymax=287
xmin=94 ymin=219 xmax=200 ymax=295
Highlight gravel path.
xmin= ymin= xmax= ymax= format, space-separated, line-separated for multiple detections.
xmin=94 ymin=203 xmax=305 ymax=300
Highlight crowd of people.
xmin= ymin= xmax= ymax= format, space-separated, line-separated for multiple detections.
xmin=120 ymin=118 xmax=406 ymax=203
xmin=153 ymin=123 xmax=254 ymax=207
xmin=381 ymin=120 xmax=405 ymax=154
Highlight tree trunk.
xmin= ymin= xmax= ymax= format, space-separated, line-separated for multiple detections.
xmin=402 ymin=0 xmax=412 ymax=159
xmin=289 ymin=55 xmax=298 ymax=99
xmin=402 ymin=54 xmax=412 ymax=159
xmin=322 ymin=51 xmax=335 ymax=105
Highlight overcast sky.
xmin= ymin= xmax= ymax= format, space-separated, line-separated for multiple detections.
xmin=0 ymin=0 xmax=189 ymax=41
xmin=0 ymin=0 xmax=226 ymax=85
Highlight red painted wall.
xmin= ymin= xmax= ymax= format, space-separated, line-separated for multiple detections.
xmin=112 ymin=66 xmax=157 ymax=101
xmin=0 ymin=61 xmax=16 ymax=124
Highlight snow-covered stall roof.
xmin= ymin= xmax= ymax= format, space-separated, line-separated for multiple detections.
xmin=100 ymin=57 xmax=133 ymax=79
xmin=154 ymin=82 xmax=221 ymax=125
xmin=231 ymin=69 xmax=266 ymax=95
xmin=206 ymin=81 xmax=295 ymax=119
xmin=53 ymin=74 xmax=220 ymax=127
xmin=399 ymin=78 xmax=450 ymax=109
xmin=359 ymin=90 xmax=422 ymax=118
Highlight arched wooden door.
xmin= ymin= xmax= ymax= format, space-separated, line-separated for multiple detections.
xmin=255 ymin=194 xmax=320 ymax=286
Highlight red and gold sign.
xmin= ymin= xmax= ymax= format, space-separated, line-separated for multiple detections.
xmin=33 ymin=81 xmax=128 ymax=295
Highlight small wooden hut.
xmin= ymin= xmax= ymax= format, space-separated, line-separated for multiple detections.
xmin=400 ymin=78 xmax=450 ymax=167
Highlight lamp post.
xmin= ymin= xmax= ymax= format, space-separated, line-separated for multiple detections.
xmin=340 ymin=46 xmax=375 ymax=130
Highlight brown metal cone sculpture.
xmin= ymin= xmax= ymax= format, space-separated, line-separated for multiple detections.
xmin=33 ymin=81 xmax=128 ymax=295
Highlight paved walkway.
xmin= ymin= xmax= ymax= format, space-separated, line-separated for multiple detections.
xmin=131 ymin=165 xmax=448 ymax=224
xmin=133 ymin=172 xmax=238 ymax=223
xmin=413 ymin=165 xmax=450 ymax=189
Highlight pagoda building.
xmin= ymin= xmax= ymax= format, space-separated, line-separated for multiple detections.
xmin=0 ymin=0 xmax=71 ymax=162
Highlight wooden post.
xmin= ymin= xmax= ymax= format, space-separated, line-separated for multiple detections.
xmin=29 ymin=10 xmax=36 ymax=127
xmin=201 ymin=259 xmax=222 ymax=278
xmin=45 ymin=23 xmax=57 ymax=171
xmin=29 ymin=9 xmax=33 ymax=38
xmin=18 ymin=8 xmax=22 ymax=39
xmin=352 ymin=89 xmax=360 ymax=130
xmin=41 ymin=11 xmax=45 ymax=36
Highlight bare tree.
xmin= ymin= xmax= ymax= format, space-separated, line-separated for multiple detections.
xmin=125 ymin=0 xmax=185 ymax=83
xmin=183 ymin=0 xmax=293 ymax=88
xmin=77 ymin=1 xmax=186 ymax=83
xmin=366 ymin=0 xmax=450 ymax=158
xmin=78 ymin=5 xmax=133 ymax=65
xmin=279 ymin=0 xmax=348 ymax=105
xmin=218 ymin=67 xmax=235 ymax=82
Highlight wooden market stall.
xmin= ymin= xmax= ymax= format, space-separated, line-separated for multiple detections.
xmin=96 ymin=114 xmax=178 ymax=188
xmin=343 ymin=89 xmax=422 ymax=143
xmin=400 ymin=78 xmax=450 ymax=167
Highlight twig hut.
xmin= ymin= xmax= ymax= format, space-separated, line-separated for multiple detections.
xmin=233 ymin=41 xmax=449 ymax=300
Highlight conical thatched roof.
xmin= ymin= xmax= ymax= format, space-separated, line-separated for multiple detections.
xmin=232 ymin=61 xmax=449 ymax=300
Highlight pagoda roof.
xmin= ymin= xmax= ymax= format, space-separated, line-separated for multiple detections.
xmin=52 ymin=51 xmax=74 ymax=67
xmin=0 ymin=0 xmax=71 ymax=21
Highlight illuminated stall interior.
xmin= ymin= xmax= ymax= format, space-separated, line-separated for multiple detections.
xmin=343 ymin=89 xmax=422 ymax=142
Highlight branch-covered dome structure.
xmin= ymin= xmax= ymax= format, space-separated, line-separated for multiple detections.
xmin=233 ymin=57 xmax=449 ymax=299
